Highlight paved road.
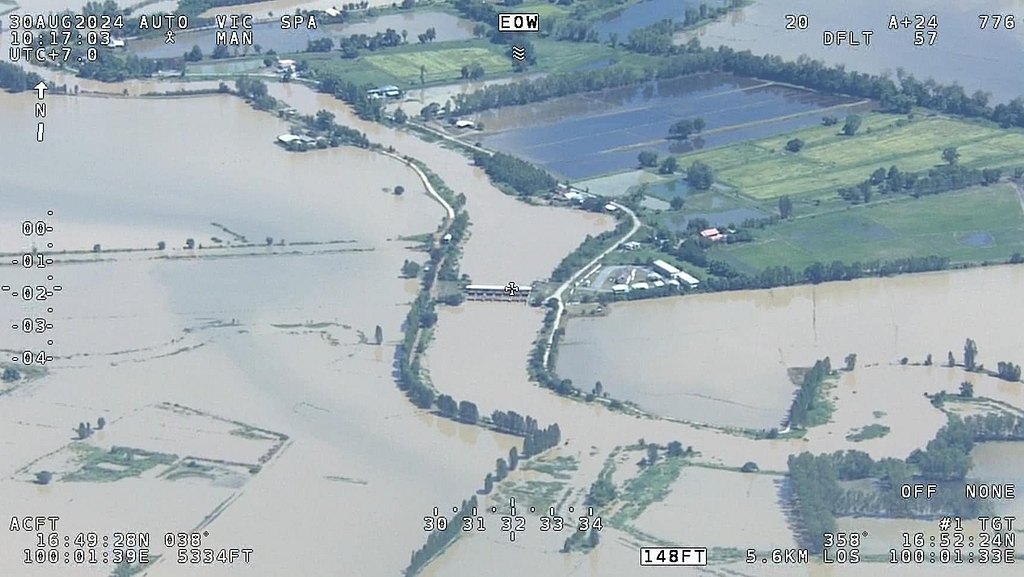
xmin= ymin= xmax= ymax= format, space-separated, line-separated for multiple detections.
xmin=541 ymin=202 xmax=640 ymax=368
xmin=382 ymin=150 xmax=455 ymax=221
xmin=408 ymin=120 xmax=495 ymax=157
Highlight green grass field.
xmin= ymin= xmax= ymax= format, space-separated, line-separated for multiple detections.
xmin=681 ymin=113 xmax=1024 ymax=200
xmin=714 ymin=184 xmax=1024 ymax=272
xmin=363 ymin=45 xmax=513 ymax=84
xmin=306 ymin=41 xmax=512 ymax=88
xmin=520 ymin=0 xmax=572 ymax=19
xmin=306 ymin=36 xmax=655 ymax=92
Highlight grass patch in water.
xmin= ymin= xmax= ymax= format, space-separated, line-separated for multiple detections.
xmin=63 ymin=445 xmax=177 ymax=483
xmin=846 ymin=423 xmax=891 ymax=442
xmin=521 ymin=455 xmax=578 ymax=480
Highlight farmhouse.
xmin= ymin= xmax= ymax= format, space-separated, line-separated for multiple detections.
xmin=700 ymin=227 xmax=725 ymax=241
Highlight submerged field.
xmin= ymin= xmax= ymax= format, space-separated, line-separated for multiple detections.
xmin=557 ymin=265 xmax=1024 ymax=429
xmin=476 ymin=74 xmax=861 ymax=180
xmin=679 ymin=113 xmax=1024 ymax=200
xmin=713 ymin=183 xmax=1024 ymax=272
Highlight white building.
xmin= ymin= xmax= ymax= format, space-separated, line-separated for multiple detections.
xmin=674 ymin=271 xmax=700 ymax=288
xmin=652 ymin=259 xmax=681 ymax=277
xmin=455 ymin=119 xmax=475 ymax=129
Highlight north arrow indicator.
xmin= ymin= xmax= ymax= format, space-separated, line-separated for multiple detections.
xmin=33 ymin=81 xmax=48 ymax=100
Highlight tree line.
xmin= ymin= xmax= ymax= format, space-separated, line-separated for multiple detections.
xmin=693 ymin=255 xmax=952 ymax=293
xmin=838 ymin=163 xmax=1000 ymax=204
xmin=396 ymin=292 xmax=438 ymax=409
xmin=550 ymin=217 xmax=633 ymax=282
xmin=995 ymin=361 xmax=1022 ymax=382
xmin=434 ymin=212 xmax=470 ymax=282
xmin=451 ymin=38 xmax=1024 ymax=133
xmin=404 ymin=496 xmax=478 ymax=576
xmin=0 ymin=62 xmax=44 ymax=93
xmin=234 ymin=77 xmax=279 ymax=112
xmin=788 ymin=416 xmax=990 ymax=549
xmin=963 ymin=412 xmax=1024 ymax=440
xmin=314 ymin=68 xmax=385 ymax=121
xmin=787 ymin=358 xmax=831 ymax=428
xmin=472 ymin=152 xmax=557 ymax=196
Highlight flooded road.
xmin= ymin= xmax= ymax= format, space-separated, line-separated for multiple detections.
xmin=681 ymin=0 xmax=1024 ymax=104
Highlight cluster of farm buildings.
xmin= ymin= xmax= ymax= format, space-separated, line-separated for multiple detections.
xmin=602 ymin=260 xmax=700 ymax=295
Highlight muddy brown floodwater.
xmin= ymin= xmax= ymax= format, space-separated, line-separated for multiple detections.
xmin=558 ymin=265 xmax=1024 ymax=430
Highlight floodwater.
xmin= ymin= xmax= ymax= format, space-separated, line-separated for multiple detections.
xmin=970 ymin=441 xmax=1024 ymax=516
xmin=0 ymin=91 xmax=435 ymax=250
xmin=263 ymin=81 xmax=615 ymax=283
xmin=680 ymin=0 xmax=1024 ymax=104
xmin=803 ymin=365 xmax=1023 ymax=461
xmin=593 ymin=0 xmax=722 ymax=40
xmin=421 ymin=296 xmax=1003 ymax=574
xmin=633 ymin=467 xmax=796 ymax=550
xmin=0 ymin=74 xmax=618 ymax=575
xmin=129 ymin=11 xmax=475 ymax=58
xmin=1 ymin=0 xmax=178 ymax=15
xmin=201 ymin=0 xmax=398 ymax=19
xmin=0 ymin=89 xmax=521 ymax=576
xmin=558 ymin=265 xmax=1024 ymax=429
xmin=477 ymin=73 xmax=861 ymax=180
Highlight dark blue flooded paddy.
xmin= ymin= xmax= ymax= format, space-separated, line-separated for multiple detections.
xmin=129 ymin=11 xmax=474 ymax=58
xmin=593 ymin=0 xmax=721 ymax=40
xmin=960 ymin=231 xmax=995 ymax=247
xmin=645 ymin=179 xmax=690 ymax=200
xmin=477 ymin=73 xmax=859 ymax=180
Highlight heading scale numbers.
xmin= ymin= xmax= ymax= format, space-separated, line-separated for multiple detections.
xmin=424 ymin=500 xmax=601 ymax=542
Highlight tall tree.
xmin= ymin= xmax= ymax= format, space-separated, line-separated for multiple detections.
xmin=778 ymin=195 xmax=794 ymax=218
xmin=458 ymin=400 xmax=479 ymax=423
xmin=842 ymin=114 xmax=862 ymax=136
xmin=942 ymin=147 xmax=960 ymax=165
xmin=646 ymin=444 xmax=659 ymax=466
xmin=963 ymin=338 xmax=978 ymax=371
xmin=687 ymin=161 xmax=714 ymax=190
xmin=637 ymin=150 xmax=658 ymax=167
xmin=959 ymin=381 xmax=974 ymax=398
xmin=659 ymin=156 xmax=679 ymax=174
xmin=374 ymin=325 xmax=383 ymax=345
